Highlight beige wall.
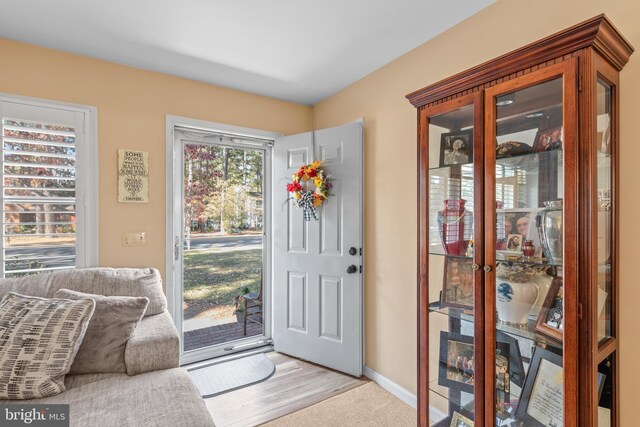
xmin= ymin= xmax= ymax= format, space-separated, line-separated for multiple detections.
xmin=0 ymin=39 xmax=313 ymax=280
xmin=313 ymin=0 xmax=640 ymax=421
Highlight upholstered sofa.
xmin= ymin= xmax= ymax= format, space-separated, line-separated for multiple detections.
xmin=0 ymin=268 xmax=215 ymax=427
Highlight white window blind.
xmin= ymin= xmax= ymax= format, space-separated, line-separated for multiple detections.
xmin=0 ymin=98 xmax=97 ymax=277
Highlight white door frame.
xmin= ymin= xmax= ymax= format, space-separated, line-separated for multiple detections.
xmin=165 ymin=115 xmax=281 ymax=365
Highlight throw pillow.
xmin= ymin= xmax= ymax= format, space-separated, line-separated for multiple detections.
xmin=0 ymin=292 xmax=95 ymax=400
xmin=54 ymin=289 xmax=149 ymax=374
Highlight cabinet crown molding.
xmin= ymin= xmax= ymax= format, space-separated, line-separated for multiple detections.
xmin=406 ymin=14 xmax=634 ymax=108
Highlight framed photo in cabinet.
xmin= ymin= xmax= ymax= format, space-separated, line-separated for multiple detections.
xmin=535 ymin=277 xmax=564 ymax=341
xmin=496 ymin=331 xmax=526 ymax=387
xmin=533 ymin=125 xmax=563 ymax=152
xmin=516 ymin=347 xmax=564 ymax=427
xmin=450 ymin=411 xmax=474 ymax=427
xmin=441 ymin=257 xmax=474 ymax=310
xmin=439 ymin=129 xmax=473 ymax=167
xmin=438 ymin=332 xmax=475 ymax=394
xmin=439 ymin=331 xmax=511 ymax=401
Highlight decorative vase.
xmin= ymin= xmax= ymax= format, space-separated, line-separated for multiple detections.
xmin=536 ymin=200 xmax=563 ymax=264
xmin=438 ymin=199 xmax=473 ymax=256
xmin=495 ymin=263 xmax=545 ymax=328
xmin=496 ymin=280 xmax=539 ymax=327
xmin=522 ymin=240 xmax=535 ymax=259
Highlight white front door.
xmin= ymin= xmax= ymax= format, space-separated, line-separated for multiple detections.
xmin=273 ymin=121 xmax=363 ymax=376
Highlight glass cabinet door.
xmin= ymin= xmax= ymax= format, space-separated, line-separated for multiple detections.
xmin=421 ymin=93 xmax=483 ymax=426
xmin=594 ymin=57 xmax=619 ymax=427
xmin=484 ymin=60 xmax=578 ymax=426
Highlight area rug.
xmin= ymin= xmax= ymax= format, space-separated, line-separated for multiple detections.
xmin=262 ymin=381 xmax=416 ymax=426
xmin=188 ymin=353 xmax=276 ymax=398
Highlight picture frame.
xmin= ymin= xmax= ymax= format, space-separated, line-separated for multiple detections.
xmin=431 ymin=402 xmax=474 ymax=427
xmin=515 ymin=347 xmax=564 ymax=427
xmin=441 ymin=256 xmax=474 ymax=310
xmin=439 ymin=331 xmax=510 ymax=402
xmin=533 ymin=125 xmax=563 ymax=152
xmin=506 ymin=233 xmax=523 ymax=251
xmin=438 ymin=332 xmax=475 ymax=394
xmin=439 ymin=129 xmax=473 ymax=167
xmin=496 ymin=331 xmax=526 ymax=387
xmin=450 ymin=411 xmax=474 ymax=427
xmin=535 ymin=276 xmax=564 ymax=342
xmin=496 ymin=209 xmax=541 ymax=255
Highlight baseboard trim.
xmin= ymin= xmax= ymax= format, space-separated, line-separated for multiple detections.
xmin=363 ymin=365 xmax=417 ymax=409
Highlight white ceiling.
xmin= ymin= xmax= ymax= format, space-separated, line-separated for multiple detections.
xmin=0 ymin=0 xmax=495 ymax=105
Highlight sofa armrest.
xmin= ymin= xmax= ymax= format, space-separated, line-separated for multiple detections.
xmin=124 ymin=311 xmax=180 ymax=375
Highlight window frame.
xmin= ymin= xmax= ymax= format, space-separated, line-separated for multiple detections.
xmin=0 ymin=93 xmax=99 ymax=274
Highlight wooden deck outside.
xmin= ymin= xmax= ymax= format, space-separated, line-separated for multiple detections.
xmin=183 ymin=320 xmax=262 ymax=352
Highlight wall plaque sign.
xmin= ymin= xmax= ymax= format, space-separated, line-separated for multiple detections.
xmin=118 ymin=149 xmax=149 ymax=203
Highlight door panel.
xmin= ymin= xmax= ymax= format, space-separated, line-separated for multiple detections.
xmin=288 ymin=202 xmax=307 ymax=253
xmin=273 ymin=122 xmax=363 ymax=376
xmin=320 ymin=275 xmax=342 ymax=341
xmin=320 ymin=179 xmax=342 ymax=255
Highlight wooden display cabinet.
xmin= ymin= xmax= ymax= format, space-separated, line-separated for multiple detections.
xmin=407 ymin=15 xmax=633 ymax=427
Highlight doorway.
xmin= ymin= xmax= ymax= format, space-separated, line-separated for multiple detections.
xmin=167 ymin=116 xmax=278 ymax=364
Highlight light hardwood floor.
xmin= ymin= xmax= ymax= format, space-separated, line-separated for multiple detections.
xmin=204 ymin=352 xmax=368 ymax=427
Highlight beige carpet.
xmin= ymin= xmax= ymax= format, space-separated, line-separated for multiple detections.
xmin=262 ymin=382 xmax=416 ymax=426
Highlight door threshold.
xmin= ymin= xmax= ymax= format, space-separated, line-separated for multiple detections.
xmin=183 ymin=344 xmax=274 ymax=372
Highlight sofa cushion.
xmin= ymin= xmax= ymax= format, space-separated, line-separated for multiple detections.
xmin=124 ymin=311 xmax=180 ymax=376
xmin=0 ymin=369 xmax=215 ymax=427
xmin=0 ymin=292 xmax=95 ymax=400
xmin=0 ymin=268 xmax=166 ymax=316
xmin=54 ymin=289 xmax=149 ymax=374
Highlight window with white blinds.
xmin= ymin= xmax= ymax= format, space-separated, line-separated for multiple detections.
xmin=429 ymin=164 xmax=475 ymax=248
xmin=0 ymin=98 xmax=97 ymax=277
xmin=429 ymin=163 xmax=522 ymax=249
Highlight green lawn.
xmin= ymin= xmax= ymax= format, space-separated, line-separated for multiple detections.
xmin=183 ymin=249 xmax=262 ymax=306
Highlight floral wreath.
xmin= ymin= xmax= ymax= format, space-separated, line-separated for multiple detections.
xmin=285 ymin=161 xmax=331 ymax=221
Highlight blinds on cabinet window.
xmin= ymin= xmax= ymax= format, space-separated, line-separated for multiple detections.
xmin=0 ymin=99 xmax=96 ymax=277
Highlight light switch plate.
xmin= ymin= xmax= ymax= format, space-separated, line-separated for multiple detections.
xmin=122 ymin=232 xmax=146 ymax=246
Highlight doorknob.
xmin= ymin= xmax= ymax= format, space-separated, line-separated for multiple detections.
xmin=349 ymin=247 xmax=357 ymax=256
xmin=346 ymin=265 xmax=357 ymax=274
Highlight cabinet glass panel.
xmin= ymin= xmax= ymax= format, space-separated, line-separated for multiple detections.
xmin=596 ymin=80 xmax=613 ymax=344
xmin=428 ymin=104 xmax=477 ymax=425
xmin=492 ymin=78 xmax=565 ymax=426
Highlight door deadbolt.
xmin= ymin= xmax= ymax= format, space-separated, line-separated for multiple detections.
xmin=349 ymin=247 xmax=357 ymax=256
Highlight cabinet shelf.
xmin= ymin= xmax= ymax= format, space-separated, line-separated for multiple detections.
xmin=428 ymin=161 xmax=474 ymax=172
xmin=427 ymin=147 xmax=563 ymax=173
xmin=428 ymin=379 xmax=475 ymax=412
xmin=427 ymin=251 xmax=561 ymax=268
xmin=429 ymin=301 xmax=562 ymax=348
